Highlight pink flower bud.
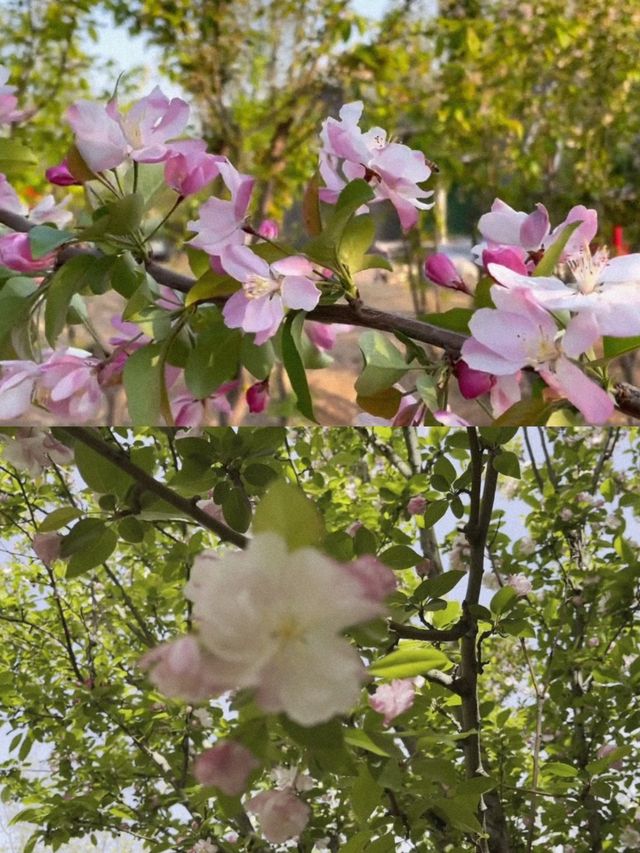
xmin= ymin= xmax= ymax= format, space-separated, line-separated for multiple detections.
xmin=406 ymin=496 xmax=427 ymax=516
xmin=194 ymin=741 xmax=260 ymax=796
xmin=482 ymin=245 xmax=529 ymax=276
xmin=344 ymin=555 xmax=396 ymax=604
xmin=454 ymin=360 xmax=496 ymax=399
xmin=246 ymin=379 xmax=269 ymax=414
xmin=369 ymin=678 xmax=416 ymax=725
xmin=257 ymin=218 xmax=279 ymax=240
xmin=424 ymin=253 xmax=468 ymax=292
xmin=45 ymin=159 xmax=82 ymax=186
xmin=32 ymin=531 xmax=62 ymax=565
xmin=245 ymin=788 xmax=310 ymax=843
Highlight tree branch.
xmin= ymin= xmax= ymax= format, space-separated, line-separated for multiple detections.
xmin=58 ymin=427 xmax=248 ymax=549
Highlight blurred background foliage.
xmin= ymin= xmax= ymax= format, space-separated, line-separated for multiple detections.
xmin=1 ymin=0 xmax=639 ymax=243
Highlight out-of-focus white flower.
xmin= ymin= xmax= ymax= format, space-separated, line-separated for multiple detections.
xmin=245 ymin=787 xmax=311 ymax=843
xmin=507 ymin=574 xmax=532 ymax=597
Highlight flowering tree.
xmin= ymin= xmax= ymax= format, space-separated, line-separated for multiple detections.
xmin=0 ymin=426 xmax=638 ymax=851
xmin=2 ymin=73 xmax=640 ymax=426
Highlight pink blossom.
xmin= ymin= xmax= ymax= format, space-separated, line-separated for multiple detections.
xmin=246 ymin=379 xmax=269 ymax=413
xmin=454 ymin=360 xmax=496 ymax=399
xmin=164 ymin=140 xmax=222 ymax=196
xmin=170 ymin=381 xmax=238 ymax=427
xmin=187 ymin=159 xmax=255 ymax=256
xmin=543 ymin=205 xmax=598 ymax=261
xmin=221 ymin=247 xmax=320 ymax=344
xmin=39 ymin=349 xmax=105 ymax=421
xmin=433 ymin=409 xmax=471 ymax=426
xmin=488 ymin=250 xmax=640 ymax=337
xmin=0 ymin=232 xmax=55 ymax=272
xmin=195 ymin=499 xmax=226 ymax=524
xmin=407 ymin=496 xmax=427 ymax=516
xmin=305 ymin=321 xmax=352 ymax=350
xmin=424 ymin=253 xmax=468 ymax=292
xmin=344 ymin=554 xmax=396 ymax=604
xmin=29 ymin=194 xmax=73 ymax=229
xmin=118 ymin=86 xmax=190 ymax=163
xmin=0 ymin=172 xmax=26 ymax=215
xmin=319 ymin=101 xmax=433 ymax=231
xmin=194 ymin=742 xmax=260 ymax=796
xmin=0 ymin=67 xmax=28 ymax=124
xmin=478 ymin=199 xmax=550 ymax=251
xmin=462 ymin=286 xmax=613 ymax=424
xmin=0 ymin=360 xmax=42 ymax=419
xmin=67 ymin=100 xmax=129 ymax=172
xmin=1 ymin=429 xmax=73 ymax=477
xmin=482 ymin=245 xmax=529 ymax=276
xmin=32 ymin=532 xmax=62 ymax=566
xmin=369 ymin=678 xmax=416 ymax=725
xmin=139 ymin=634 xmax=237 ymax=702
xmin=45 ymin=159 xmax=81 ymax=186
xmin=507 ymin=574 xmax=532 ymax=597
xmin=257 ymin=219 xmax=279 ymax=240
xmin=245 ymin=788 xmax=310 ymax=843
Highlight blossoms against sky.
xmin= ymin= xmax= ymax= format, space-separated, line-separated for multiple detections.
xmin=141 ymin=533 xmax=395 ymax=726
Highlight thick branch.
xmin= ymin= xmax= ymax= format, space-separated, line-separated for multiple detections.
xmin=59 ymin=428 xmax=248 ymax=549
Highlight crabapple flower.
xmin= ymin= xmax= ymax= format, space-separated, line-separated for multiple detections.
xmin=32 ymin=532 xmax=62 ymax=566
xmin=29 ymin=194 xmax=73 ymax=228
xmin=245 ymin=788 xmax=311 ymax=843
xmin=424 ymin=253 xmax=468 ymax=292
xmin=139 ymin=634 xmax=237 ymax=702
xmin=39 ymin=348 xmax=104 ymax=421
xmin=221 ymin=246 xmax=320 ymax=344
xmin=118 ymin=86 xmax=190 ymax=162
xmin=184 ymin=533 xmax=392 ymax=725
xmin=246 ymin=379 xmax=269 ymax=413
xmin=0 ymin=360 xmax=43 ymax=419
xmin=187 ymin=159 xmax=255 ymax=256
xmin=482 ymin=245 xmax=529 ymax=276
xmin=67 ymin=100 xmax=129 ymax=172
xmin=0 ymin=173 xmax=24 ymax=215
xmin=488 ymin=249 xmax=640 ymax=337
xmin=1 ymin=429 xmax=73 ymax=477
xmin=0 ymin=232 xmax=55 ymax=272
xmin=319 ymin=101 xmax=433 ymax=230
xmin=344 ymin=555 xmax=396 ymax=605
xmin=407 ymin=496 xmax=427 ymax=516
xmin=478 ymin=199 xmax=550 ymax=251
xmin=434 ymin=409 xmax=471 ymax=427
xmin=462 ymin=286 xmax=614 ymax=424
xmin=170 ymin=380 xmax=238 ymax=427
xmin=305 ymin=321 xmax=352 ymax=350
xmin=164 ymin=140 xmax=222 ymax=196
xmin=369 ymin=678 xmax=417 ymax=725
xmin=194 ymin=741 xmax=260 ymax=796
xmin=45 ymin=159 xmax=81 ymax=186
xmin=507 ymin=574 xmax=532 ymax=597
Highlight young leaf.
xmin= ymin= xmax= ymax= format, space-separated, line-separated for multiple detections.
xmin=281 ymin=311 xmax=317 ymax=422
xmin=369 ymin=644 xmax=450 ymax=679
xmin=253 ymin=479 xmax=324 ymax=550
xmin=28 ymin=225 xmax=74 ymax=259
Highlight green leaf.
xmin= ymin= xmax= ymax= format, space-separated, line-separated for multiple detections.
xmin=479 ymin=427 xmax=518 ymax=445
xmin=490 ymin=586 xmax=518 ymax=616
xmin=281 ymin=311 xmax=317 ymax=422
xmin=185 ymin=323 xmax=242 ymax=398
xmin=28 ymin=225 xmax=73 ymax=258
xmin=355 ymin=330 xmax=411 ymax=396
xmin=492 ymin=397 xmax=555 ymax=426
xmin=74 ymin=439 xmax=132 ymax=496
xmin=60 ymin=518 xmax=107 ymax=557
xmin=302 ymin=171 xmax=322 ymax=237
xmin=413 ymin=570 xmax=466 ymax=601
xmin=241 ymin=335 xmax=275 ymax=380
xmin=432 ymin=796 xmax=484 ymax=834
xmin=378 ymin=544 xmax=422 ymax=569
xmin=339 ymin=214 xmax=375 ymax=273
xmin=542 ymin=761 xmax=579 ymax=778
xmin=601 ymin=335 xmax=640 ymax=361
xmin=421 ymin=308 xmax=474 ymax=334
xmin=253 ymin=480 xmax=324 ymax=550
xmin=66 ymin=527 xmax=118 ymax=578
xmin=369 ymin=644 xmax=450 ymax=680
xmin=492 ymin=450 xmax=521 ymax=479
xmin=351 ymin=765 xmax=382 ymax=822
xmin=344 ymin=728 xmax=391 ymax=757
xmin=123 ymin=344 xmax=164 ymax=425
xmin=356 ymin=387 xmax=403 ymax=419
xmin=38 ymin=507 xmax=82 ymax=532
xmin=457 ymin=776 xmax=497 ymax=795
xmin=222 ymin=486 xmax=252 ymax=533
xmin=533 ymin=220 xmax=581 ymax=276
xmin=423 ymin=499 xmax=448 ymax=528
xmin=0 ymin=277 xmax=38 ymax=345
xmin=79 ymin=193 xmax=145 ymax=240
xmin=44 ymin=255 xmax=110 ymax=345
